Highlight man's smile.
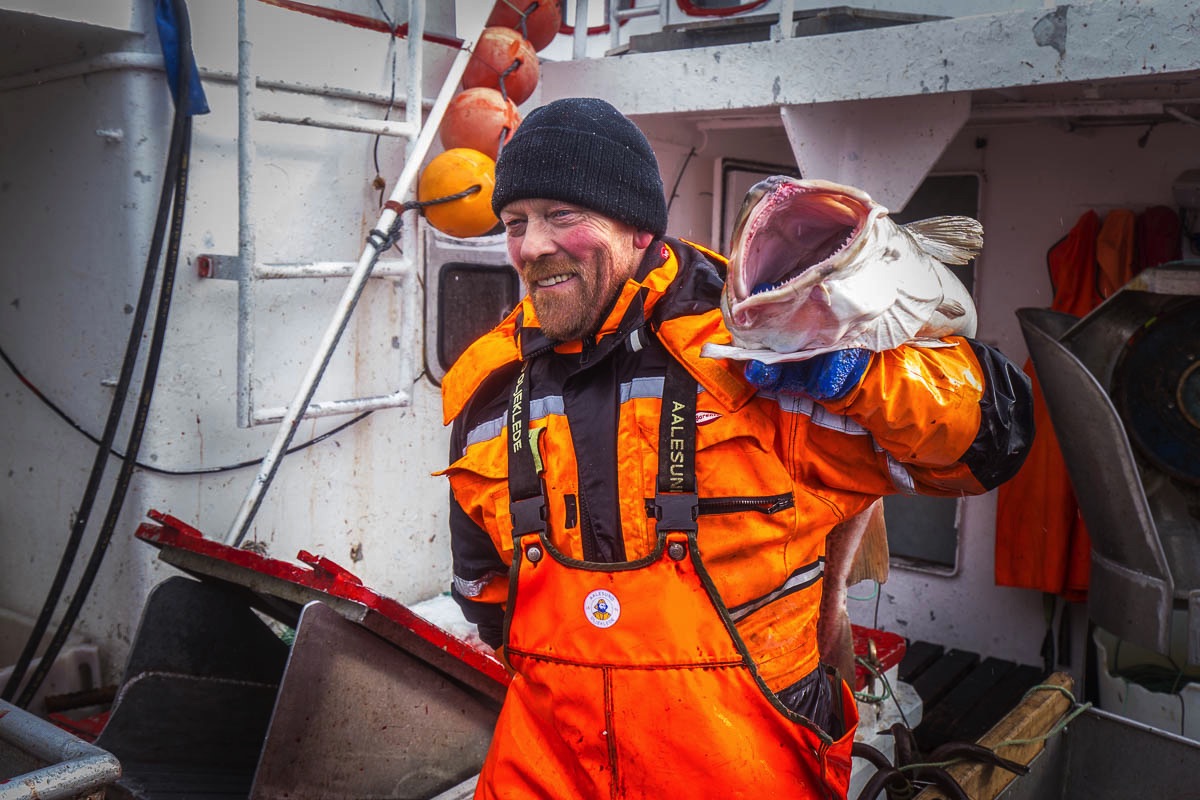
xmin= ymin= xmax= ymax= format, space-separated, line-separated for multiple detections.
xmin=535 ymin=273 xmax=576 ymax=288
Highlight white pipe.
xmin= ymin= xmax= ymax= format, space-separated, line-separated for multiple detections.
xmin=573 ymin=0 xmax=590 ymax=60
xmin=255 ymin=111 xmax=419 ymax=138
xmin=251 ymin=390 xmax=412 ymax=425
xmin=0 ymin=51 xmax=429 ymax=112
xmin=237 ymin=0 xmax=256 ymax=428
xmin=251 ymin=259 xmax=415 ymax=279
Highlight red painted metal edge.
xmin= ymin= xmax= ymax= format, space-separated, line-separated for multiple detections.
xmin=852 ymin=624 xmax=906 ymax=691
xmin=136 ymin=510 xmax=511 ymax=687
xmin=47 ymin=711 xmax=111 ymax=743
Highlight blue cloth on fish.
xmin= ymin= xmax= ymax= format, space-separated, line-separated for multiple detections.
xmin=744 ymin=349 xmax=872 ymax=401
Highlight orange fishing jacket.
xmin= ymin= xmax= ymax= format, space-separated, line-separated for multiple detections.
xmin=440 ymin=238 xmax=1030 ymax=796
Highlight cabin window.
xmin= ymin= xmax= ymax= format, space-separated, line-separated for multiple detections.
xmin=436 ymin=264 xmax=520 ymax=373
xmin=424 ymin=227 xmax=519 ymax=383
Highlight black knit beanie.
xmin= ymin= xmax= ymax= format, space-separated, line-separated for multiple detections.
xmin=491 ymin=97 xmax=668 ymax=237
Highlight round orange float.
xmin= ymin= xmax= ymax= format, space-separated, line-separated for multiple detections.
xmin=463 ymin=27 xmax=539 ymax=106
xmin=486 ymin=0 xmax=562 ymax=52
xmin=418 ymin=148 xmax=498 ymax=239
xmin=440 ymin=87 xmax=521 ymax=161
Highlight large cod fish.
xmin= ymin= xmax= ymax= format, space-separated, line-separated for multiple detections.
xmin=702 ymin=176 xmax=981 ymax=364
xmin=703 ymin=177 xmax=983 ymax=683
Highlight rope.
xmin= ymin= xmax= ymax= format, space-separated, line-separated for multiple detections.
xmin=853 ymin=653 xmax=911 ymax=729
xmin=993 ymin=684 xmax=1092 ymax=749
xmin=847 ymin=580 xmax=880 ymax=602
xmin=497 ymin=0 xmax=540 ymax=43
xmin=372 ymin=184 xmax=482 ymax=251
xmin=895 ymin=684 xmax=1092 ymax=774
xmin=496 ymin=57 xmax=522 ymax=103
xmin=407 ymin=183 xmax=481 ymax=209
xmin=853 ymin=654 xmax=893 ymax=704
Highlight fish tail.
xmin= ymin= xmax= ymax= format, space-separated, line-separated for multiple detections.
xmin=903 ymin=216 xmax=984 ymax=265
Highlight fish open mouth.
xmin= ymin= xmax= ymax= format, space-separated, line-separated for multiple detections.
xmin=736 ymin=180 xmax=869 ymax=298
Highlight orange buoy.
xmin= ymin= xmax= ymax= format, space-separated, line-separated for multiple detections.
xmin=463 ymin=27 xmax=539 ymax=106
xmin=440 ymin=87 xmax=521 ymax=161
xmin=486 ymin=0 xmax=562 ymax=52
xmin=418 ymin=148 xmax=498 ymax=238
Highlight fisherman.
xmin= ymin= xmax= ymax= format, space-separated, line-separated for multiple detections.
xmin=439 ymin=97 xmax=1033 ymax=799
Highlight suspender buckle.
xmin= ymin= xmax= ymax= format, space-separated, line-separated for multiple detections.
xmin=510 ymin=496 xmax=547 ymax=535
xmin=653 ymin=492 xmax=699 ymax=533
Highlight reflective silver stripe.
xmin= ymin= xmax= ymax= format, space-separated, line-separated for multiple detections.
xmin=812 ymin=403 xmax=868 ymax=435
xmin=463 ymin=394 xmax=565 ymax=450
xmin=769 ymin=393 xmax=868 ymax=435
xmin=464 ymin=414 xmax=506 ymax=450
xmin=728 ymin=558 xmax=825 ymax=622
xmin=453 ymin=571 xmax=503 ymax=598
xmin=622 ymin=375 xmax=665 ymax=403
xmin=462 ymin=377 xmax=702 ymax=452
xmin=886 ymin=453 xmax=918 ymax=495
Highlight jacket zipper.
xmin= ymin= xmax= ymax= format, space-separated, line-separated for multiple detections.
xmin=644 ymin=492 xmax=794 ymax=519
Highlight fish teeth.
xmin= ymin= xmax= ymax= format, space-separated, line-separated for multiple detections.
xmin=751 ymin=279 xmax=789 ymax=296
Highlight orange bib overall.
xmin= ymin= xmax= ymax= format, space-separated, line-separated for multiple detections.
xmin=476 ymin=361 xmax=858 ymax=799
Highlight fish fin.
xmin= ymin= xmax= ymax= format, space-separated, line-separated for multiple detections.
xmin=846 ymin=498 xmax=890 ymax=586
xmin=936 ymin=297 xmax=969 ymax=319
xmin=903 ymin=216 xmax=984 ymax=265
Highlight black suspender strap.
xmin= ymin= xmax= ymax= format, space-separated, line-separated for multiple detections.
xmin=508 ymin=364 xmax=547 ymax=536
xmin=653 ymin=358 xmax=699 ymax=534
xmin=506 ymin=351 xmax=700 ymax=540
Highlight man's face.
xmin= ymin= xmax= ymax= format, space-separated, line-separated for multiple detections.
xmin=500 ymin=198 xmax=652 ymax=341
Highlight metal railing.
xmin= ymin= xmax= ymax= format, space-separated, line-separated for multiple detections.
xmin=0 ymin=699 xmax=121 ymax=800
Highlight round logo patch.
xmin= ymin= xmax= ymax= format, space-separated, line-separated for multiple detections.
xmin=583 ymin=589 xmax=621 ymax=629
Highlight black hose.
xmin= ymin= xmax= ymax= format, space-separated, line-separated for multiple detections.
xmin=0 ymin=343 xmax=374 ymax=476
xmin=17 ymin=120 xmax=192 ymax=708
xmin=3 ymin=0 xmax=196 ymax=707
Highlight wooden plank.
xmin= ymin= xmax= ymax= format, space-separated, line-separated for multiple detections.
xmin=899 ymin=640 xmax=944 ymax=683
xmin=914 ymin=671 xmax=1076 ymax=800
xmin=914 ymin=657 xmax=1016 ymax=752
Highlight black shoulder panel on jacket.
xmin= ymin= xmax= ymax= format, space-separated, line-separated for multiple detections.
xmin=962 ymin=339 xmax=1035 ymax=490
xmin=655 ymin=237 xmax=725 ymax=322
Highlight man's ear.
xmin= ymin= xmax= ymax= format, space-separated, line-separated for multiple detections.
xmin=634 ymin=230 xmax=654 ymax=249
